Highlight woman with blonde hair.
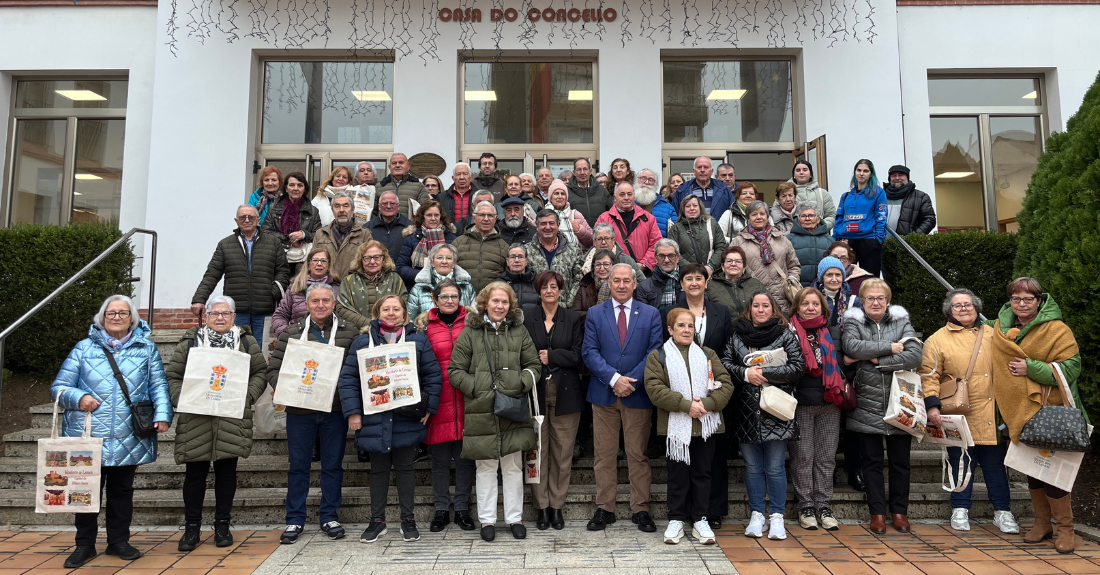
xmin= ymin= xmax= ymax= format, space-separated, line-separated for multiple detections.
xmin=422 ymin=175 xmax=444 ymax=199
xmin=314 ymin=166 xmax=354 ymax=226
xmin=272 ymin=246 xmax=340 ymax=337
xmin=336 ymin=241 xmax=407 ymax=330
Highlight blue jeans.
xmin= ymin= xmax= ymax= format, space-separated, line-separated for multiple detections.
xmin=740 ymin=441 xmax=788 ymax=515
xmin=286 ymin=411 xmax=347 ymax=525
xmin=234 ymin=313 xmax=268 ymax=340
xmin=946 ymin=443 xmax=1011 ymax=511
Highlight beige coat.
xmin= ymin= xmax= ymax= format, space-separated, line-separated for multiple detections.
xmin=920 ymin=322 xmax=997 ymax=445
xmin=729 ymin=227 xmax=801 ymax=315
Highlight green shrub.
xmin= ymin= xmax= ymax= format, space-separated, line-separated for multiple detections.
xmin=1015 ymin=70 xmax=1100 ymax=424
xmin=882 ymin=231 xmax=1018 ymax=338
xmin=0 ymin=224 xmax=135 ymax=379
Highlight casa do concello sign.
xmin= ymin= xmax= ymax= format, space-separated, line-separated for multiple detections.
xmin=438 ymin=6 xmax=617 ymax=23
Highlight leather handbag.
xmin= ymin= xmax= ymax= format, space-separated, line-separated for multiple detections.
xmin=759 ymin=383 xmax=797 ymax=421
xmin=483 ymin=329 xmax=530 ymax=424
xmin=836 ymin=378 xmax=858 ymax=410
xmin=104 ymin=352 xmax=158 ymax=438
xmin=1019 ymin=363 xmax=1091 ymax=452
xmin=940 ymin=325 xmax=983 ymax=416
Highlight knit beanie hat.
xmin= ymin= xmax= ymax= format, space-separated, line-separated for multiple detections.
xmin=548 ymin=179 xmax=568 ymax=196
xmin=817 ymin=256 xmax=845 ymax=283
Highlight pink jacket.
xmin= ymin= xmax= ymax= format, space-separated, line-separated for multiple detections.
xmin=595 ymin=207 xmax=662 ymax=270
xmin=271 ymin=276 xmax=340 ymax=337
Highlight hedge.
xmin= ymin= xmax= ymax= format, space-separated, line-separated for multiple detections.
xmin=1015 ymin=70 xmax=1100 ymax=425
xmin=0 ymin=224 xmax=135 ymax=380
xmin=882 ymin=231 xmax=1018 ymax=338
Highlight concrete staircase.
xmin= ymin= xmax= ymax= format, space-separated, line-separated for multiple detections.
xmin=0 ymin=329 xmax=1032 ymax=526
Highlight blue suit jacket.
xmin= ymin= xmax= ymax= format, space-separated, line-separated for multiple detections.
xmin=582 ymin=299 xmax=664 ymax=409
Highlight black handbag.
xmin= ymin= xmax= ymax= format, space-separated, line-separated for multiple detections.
xmin=1019 ymin=363 xmax=1091 ymax=452
xmin=104 ymin=352 xmax=158 ymax=438
xmin=484 ymin=328 xmax=530 ymax=424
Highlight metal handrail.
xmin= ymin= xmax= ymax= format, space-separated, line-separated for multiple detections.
xmin=886 ymin=227 xmax=986 ymax=322
xmin=0 ymin=228 xmax=157 ymax=412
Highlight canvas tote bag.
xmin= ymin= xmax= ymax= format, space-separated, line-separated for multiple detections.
xmin=883 ymin=369 xmax=928 ymax=438
xmin=252 ymin=385 xmax=287 ymax=434
xmin=524 ymin=371 xmax=546 ymax=485
xmin=273 ymin=322 xmax=343 ymax=411
xmin=356 ymin=330 xmax=423 ymax=415
xmin=37 ymin=397 xmax=103 ymax=514
xmin=177 ymin=328 xmax=252 ymax=418
xmin=921 ymin=414 xmax=976 ymax=492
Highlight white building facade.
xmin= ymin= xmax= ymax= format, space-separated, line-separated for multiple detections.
xmin=2 ymin=0 xmax=1097 ymax=323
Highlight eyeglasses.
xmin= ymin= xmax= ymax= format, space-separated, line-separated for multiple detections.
xmin=104 ymin=311 xmax=131 ymax=319
xmin=433 ymin=255 xmax=455 ymax=262
xmin=723 ymin=258 xmax=744 ymax=266
xmin=362 ymin=255 xmax=384 ymax=262
xmin=507 ymin=254 xmax=527 ymax=260
xmin=436 ymin=294 xmax=460 ymax=301
xmin=833 ymin=254 xmax=850 ymax=262
xmin=310 ymin=258 xmax=328 ymax=264
xmin=424 ymin=183 xmax=439 ymax=189
xmin=951 ymin=303 xmax=975 ymax=311
xmin=637 ymin=175 xmax=656 ymax=184
xmin=1011 ymin=296 xmax=1038 ymax=304
xmin=237 ymin=215 xmax=258 ymax=221
xmin=593 ymin=262 xmax=613 ymax=269
xmin=208 ymin=311 xmax=234 ymax=318
xmin=475 ymin=213 xmax=496 ymax=219
xmin=656 ymin=253 xmax=679 ymax=261
xmin=595 ymin=236 xmax=614 ymax=243
xmin=864 ymin=296 xmax=887 ymax=303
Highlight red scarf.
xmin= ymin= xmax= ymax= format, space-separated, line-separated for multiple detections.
xmin=790 ymin=313 xmax=845 ymax=406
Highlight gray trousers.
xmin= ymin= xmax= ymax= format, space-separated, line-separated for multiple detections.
xmin=431 ymin=439 xmax=476 ymax=512
xmin=370 ymin=445 xmax=416 ymax=520
xmin=789 ymin=404 xmax=841 ymax=509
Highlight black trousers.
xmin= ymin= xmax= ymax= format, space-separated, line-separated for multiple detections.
xmin=667 ymin=436 xmax=715 ymax=522
xmin=840 ymin=413 xmax=863 ymax=476
xmin=848 ymin=238 xmax=882 ymax=277
xmin=857 ymin=432 xmax=911 ymax=516
xmin=183 ymin=458 xmax=239 ymax=524
xmin=75 ymin=465 xmax=137 ymax=546
xmin=1027 ymin=475 xmax=1070 ymax=499
xmin=370 ymin=445 xmax=417 ymax=520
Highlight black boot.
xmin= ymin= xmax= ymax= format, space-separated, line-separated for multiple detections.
xmin=214 ymin=520 xmax=233 ymax=547
xmin=64 ymin=545 xmax=97 ymax=568
xmin=550 ymin=508 xmax=565 ymax=530
xmin=848 ymin=472 xmax=865 ymax=492
xmin=430 ymin=510 xmax=450 ymax=532
xmin=536 ymin=508 xmax=551 ymax=530
xmin=178 ymin=523 xmax=202 ymax=551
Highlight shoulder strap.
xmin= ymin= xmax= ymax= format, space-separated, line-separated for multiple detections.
xmin=610 ymin=216 xmax=639 ymax=262
xmin=103 ymin=352 xmax=135 ymax=409
xmin=720 ymin=282 xmax=743 ymax=316
xmin=482 ymin=327 xmax=498 ymax=390
xmin=963 ymin=325 xmax=984 ymax=382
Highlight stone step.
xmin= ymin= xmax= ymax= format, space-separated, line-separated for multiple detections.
xmin=0 ymin=481 xmax=1033 ymax=526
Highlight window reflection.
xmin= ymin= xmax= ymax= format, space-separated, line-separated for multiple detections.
xmin=16 ymin=80 xmax=128 ymax=109
xmin=262 ymin=62 xmax=394 ymax=145
xmin=990 ymin=116 xmax=1042 ymax=233
xmin=72 ymin=119 xmax=125 ymax=226
xmin=10 ymin=120 xmax=67 ymax=226
xmin=930 ymin=117 xmax=984 ymax=230
xmin=663 ymin=61 xmax=793 ymax=143
xmin=928 ymin=78 xmax=1041 ymax=107
xmin=463 ymin=62 xmax=594 ymax=145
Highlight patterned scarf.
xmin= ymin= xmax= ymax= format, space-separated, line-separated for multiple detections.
xmin=197 ymin=326 xmax=239 ymax=349
xmin=99 ymin=328 xmax=133 ymax=352
xmin=663 ymin=339 xmax=720 ymax=463
xmin=255 ymin=189 xmax=279 ymax=219
xmin=749 ymin=225 xmax=775 ymax=264
xmin=412 ymin=227 xmax=445 ymax=268
xmin=596 ymin=277 xmax=612 ymax=304
xmin=280 ymin=196 xmax=304 ymax=236
xmin=361 ymin=269 xmax=386 ymax=286
xmin=652 ymin=265 xmax=680 ymax=308
xmin=554 ymin=205 xmax=578 ymax=244
xmin=789 ymin=314 xmax=845 ymax=406
xmin=813 ymin=279 xmax=855 ymax=329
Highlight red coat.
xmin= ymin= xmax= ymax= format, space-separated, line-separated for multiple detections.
xmin=422 ymin=306 xmax=469 ymax=444
xmin=595 ymin=207 xmax=663 ymax=271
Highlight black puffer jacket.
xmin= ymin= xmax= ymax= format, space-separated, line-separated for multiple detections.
xmin=261 ymin=194 xmax=322 ymax=248
xmin=498 ymin=269 xmax=539 ymax=311
xmin=885 ymin=182 xmax=937 ymax=236
xmin=722 ymin=326 xmax=805 ymax=444
xmin=567 ymin=176 xmax=614 ymax=225
xmin=842 ymin=305 xmax=923 ymax=435
xmin=192 ymin=229 xmax=291 ymax=315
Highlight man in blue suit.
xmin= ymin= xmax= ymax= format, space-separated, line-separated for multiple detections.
xmin=582 ymin=263 xmax=664 ymax=533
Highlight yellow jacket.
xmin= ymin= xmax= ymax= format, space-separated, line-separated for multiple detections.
xmin=920 ymin=322 xmax=998 ymax=445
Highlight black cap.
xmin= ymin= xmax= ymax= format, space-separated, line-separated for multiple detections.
xmin=501 ymin=196 xmax=526 ymax=207
xmin=888 ymin=165 xmax=910 ymax=177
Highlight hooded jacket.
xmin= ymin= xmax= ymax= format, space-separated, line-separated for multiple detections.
xmin=192 ymin=228 xmax=291 ymax=315
xmin=395 ymin=223 xmax=458 ymax=287
xmin=595 ymin=206 xmax=663 ymax=271
xmin=312 ymin=222 xmax=372 ymax=281
xmin=448 ymin=308 xmax=540 ymax=460
xmin=337 ymin=322 xmax=442 ymax=453
xmin=407 ymin=264 xmax=477 ymax=319
xmin=452 ymin=226 xmax=510 ymax=293
xmin=566 ymin=176 xmax=614 ymax=225
xmin=769 ymin=202 xmax=796 ymax=234
xmin=789 ymin=177 xmax=836 ymax=231
xmin=842 ymin=305 xmax=923 ymax=435
xmin=705 ymin=269 xmax=768 ymax=320
xmin=721 ymin=325 xmax=805 ymax=444
xmin=166 ymin=326 xmax=267 ymax=463
xmin=417 ymin=307 xmax=472 ymax=445
xmin=51 ymin=321 xmax=173 ymax=467
xmin=523 ymin=233 xmax=585 ymax=307
xmin=668 ymin=214 xmax=727 ymax=269
xmin=835 ymin=186 xmax=888 ymax=242
xmin=729 ymin=226 xmax=802 ymax=315
xmin=884 ymin=181 xmax=937 ymax=235
xmin=787 ymin=221 xmax=833 ymax=287
xmin=498 ymin=268 xmax=540 ymax=311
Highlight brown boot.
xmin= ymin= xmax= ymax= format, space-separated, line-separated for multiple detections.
xmin=1048 ymin=493 xmax=1075 ymax=554
xmin=1023 ymin=489 xmax=1053 ymax=543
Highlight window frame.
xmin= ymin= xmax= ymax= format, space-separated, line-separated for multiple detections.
xmin=3 ymin=74 xmax=129 ymax=227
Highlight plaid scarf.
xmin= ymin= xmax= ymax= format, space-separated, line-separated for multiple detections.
xmin=412 ymin=226 xmax=445 ymax=268
xmin=749 ymin=225 xmax=775 ymax=265
xmin=254 ymin=189 xmax=279 ymax=219
xmin=790 ymin=314 xmax=845 ymax=406
xmin=653 ymin=265 xmax=680 ymax=308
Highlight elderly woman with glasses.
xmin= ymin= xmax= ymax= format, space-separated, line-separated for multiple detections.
xmin=498 ymin=243 xmax=540 ymax=311
xmin=728 ymin=200 xmax=801 ymax=315
xmin=788 ymin=203 xmax=833 ymax=287
xmin=53 ymin=296 xmax=173 ymax=568
xmin=336 ymin=240 xmax=408 ymax=330
xmin=407 ymin=243 xmax=476 ymax=319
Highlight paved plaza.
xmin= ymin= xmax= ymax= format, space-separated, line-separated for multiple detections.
xmin=2 ymin=520 xmax=1100 ymax=575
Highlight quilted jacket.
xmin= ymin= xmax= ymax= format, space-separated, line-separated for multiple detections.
xmin=337 ymin=322 xmax=442 ymax=454
xmin=375 ymin=174 xmax=431 ymax=219
xmin=260 ymin=193 xmax=322 ymax=248
xmin=842 ymin=306 xmax=923 ymax=436
xmin=497 ymin=269 xmax=540 ymax=311
xmin=165 ymin=326 xmax=268 ymax=463
xmin=417 ymin=307 xmax=472 ymax=444
xmin=335 ymin=265 xmax=408 ymax=330
xmin=721 ymin=326 xmax=805 ymax=444
xmin=668 ymin=214 xmax=727 ymax=269
xmin=523 ymin=233 xmax=585 ymax=307
xmin=407 ymin=265 xmax=477 ymax=319
xmin=788 ymin=221 xmax=833 ymax=287
xmin=267 ymin=314 xmax=360 ymax=415
xmin=191 ymin=229 xmax=291 ymax=315
xmin=51 ymin=321 xmax=173 ymax=466
xmin=452 ymin=227 xmax=510 ymax=294
xmin=395 ymin=224 xmax=458 ymax=287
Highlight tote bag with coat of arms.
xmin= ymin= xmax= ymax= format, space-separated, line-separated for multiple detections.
xmin=273 ymin=323 xmax=344 ymax=412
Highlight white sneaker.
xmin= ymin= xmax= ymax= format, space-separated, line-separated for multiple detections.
xmin=664 ymin=520 xmax=685 ymax=544
xmin=993 ymin=510 xmax=1020 ymax=534
xmin=692 ymin=518 xmax=716 ymax=545
xmin=950 ymin=508 xmax=970 ymax=531
xmin=744 ymin=511 xmax=765 ymax=538
xmin=768 ymin=513 xmax=787 ymax=540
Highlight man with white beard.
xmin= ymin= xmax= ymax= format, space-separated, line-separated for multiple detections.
xmin=497 ymin=196 xmax=537 ymax=245
xmin=633 ymin=169 xmax=677 ymax=237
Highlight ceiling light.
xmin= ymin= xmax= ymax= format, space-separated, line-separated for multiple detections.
xmin=568 ymin=90 xmax=593 ymax=101
xmin=1022 ymin=91 xmax=1038 ymax=99
xmin=352 ymin=91 xmax=391 ymax=101
xmin=55 ymin=90 xmax=107 ymax=101
xmin=75 ymin=174 xmax=102 ymax=180
xmin=935 ymin=171 xmax=975 ymax=179
xmin=464 ymin=90 xmax=497 ymax=101
xmin=706 ymin=89 xmax=747 ymax=100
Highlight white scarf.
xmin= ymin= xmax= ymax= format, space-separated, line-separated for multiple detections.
xmin=553 ymin=204 xmax=578 ymax=244
xmin=663 ymin=339 xmax=720 ymax=463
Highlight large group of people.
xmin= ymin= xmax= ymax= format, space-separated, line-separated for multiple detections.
xmin=50 ymin=151 xmax=1088 ymax=570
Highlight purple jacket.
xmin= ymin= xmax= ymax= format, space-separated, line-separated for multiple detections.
xmin=271 ymin=276 xmax=341 ymax=337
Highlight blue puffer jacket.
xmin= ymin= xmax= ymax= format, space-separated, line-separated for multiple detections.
xmin=406 ymin=265 xmax=477 ymax=319
xmin=650 ymin=194 xmax=678 ymax=237
xmin=337 ymin=322 xmax=442 ymax=454
xmin=51 ymin=321 xmax=173 ymax=466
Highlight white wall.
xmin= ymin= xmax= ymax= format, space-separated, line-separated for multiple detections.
xmin=898 ymin=5 xmax=1100 ymax=219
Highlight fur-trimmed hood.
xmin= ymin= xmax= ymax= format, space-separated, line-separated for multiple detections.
xmin=844 ymin=304 xmax=909 ymax=325
xmin=464 ymin=306 xmax=525 ymax=331
xmin=413 ymin=263 xmax=473 ymax=286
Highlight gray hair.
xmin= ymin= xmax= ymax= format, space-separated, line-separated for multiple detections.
xmin=205 ymin=295 xmax=236 ymax=314
xmin=94 ymin=295 xmax=140 ymax=331
xmin=614 ymin=181 xmax=634 ymax=194
xmin=746 ymin=200 xmax=769 ymax=216
xmin=508 ymin=242 xmax=528 ymax=254
xmin=639 ymin=169 xmax=660 ymax=186
xmin=427 ymin=243 xmax=458 ymax=261
xmin=610 ymin=263 xmax=636 ymax=278
xmin=305 ymin=282 xmax=336 ymax=300
xmin=356 ymin=161 xmax=374 ymax=174
xmin=473 ymin=200 xmax=496 ymax=214
xmin=236 ymin=204 xmax=258 ymax=218
xmin=654 ymin=238 xmax=680 ymax=256
xmin=795 ymin=202 xmax=821 ymax=218
xmin=520 ymin=172 xmax=534 ymax=180
xmin=471 ymin=191 xmax=494 ymax=210
xmin=593 ymin=222 xmax=615 ymax=238
xmin=378 ymin=190 xmax=399 ymax=203
xmin=943 ymin=288 xmax=983 ymax=318
xmin=331 ymin=191 xmax=352 ymax=204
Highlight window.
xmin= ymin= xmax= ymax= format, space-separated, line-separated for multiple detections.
xmin=928 ymin=75 xmax=1045 ymax=232
xmin=5 ymin=79 xmax=128 ymax=227
xmin=463 ymin=62 xmax=594 ymax=145
xmin=663 ymin=60 xmax=794 ymax=145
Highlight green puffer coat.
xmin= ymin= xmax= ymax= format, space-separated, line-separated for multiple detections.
xmin=668 ymin=215 xmax=727 ymax=269
xmin=192 ymin=229 xmax=291 ymax=315
xmin=335 ymin=265 xmax=408 ymax=330
xmin=705 ymin=269 xmax=767 ymax=320
xmin=448 ymin=308 xmax=540 ymax=460
xmin=165 ymin=327 xmax=268 ymax=464
xmin=452 ymin=227 xmax=510 ymax=294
